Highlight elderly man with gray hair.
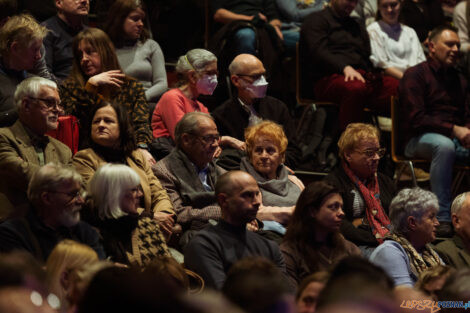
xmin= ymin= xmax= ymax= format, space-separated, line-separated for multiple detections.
xmin=0 ymin=76 xmax=72 ymax=219
xmin=434 ymin=192 xmax=470 ymax=268
xmin=153 ymin=111 xmax=226 ymax=246
xmin=0 ymin=162 xmax=104 ymax=261
xmin=370 ymin=188 xmax=443 ymax=287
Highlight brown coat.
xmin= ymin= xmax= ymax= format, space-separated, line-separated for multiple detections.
xmin=73 ymin=148 xmax=173 ymax=215
xmin=0 ymin=121 xmax=72 ymax=219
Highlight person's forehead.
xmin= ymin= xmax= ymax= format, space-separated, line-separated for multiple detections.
xmin=196 ymin=118 xmax=217 ymax=133
xmin=38 ymin=86 xmax=59 ymax=97
xmin=438 ymin=30 xmax=459 ymax=43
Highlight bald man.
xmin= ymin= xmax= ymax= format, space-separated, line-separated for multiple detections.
xmin=184 ymin=170 xmax=286 ymax=290
xmin=211 ymin=54 xmax=300 ymax=168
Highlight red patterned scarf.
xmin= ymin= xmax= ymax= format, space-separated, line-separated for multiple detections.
xmin=342 ymin=162 xmax=391 ymax=243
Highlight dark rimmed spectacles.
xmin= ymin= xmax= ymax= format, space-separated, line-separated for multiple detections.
xmin=191 ymin=133 xmax=221 ymax=145
xmin=49 ymin=189 xmax=87 ymax=201
xmin=29 ymin=97 xmax=62 ymax=111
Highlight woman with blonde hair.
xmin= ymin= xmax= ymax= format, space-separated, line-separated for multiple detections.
xmin=45 ymin=240 xmax=99 ymax=312
xmin=60 ymin=27 xmax=154 ymax=164
xmin=325 ymin=123 xmax=396 ymax=257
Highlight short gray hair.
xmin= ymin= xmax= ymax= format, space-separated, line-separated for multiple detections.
xmin=14 ymin=76 xmax=57 ymax=109
xmin=175 ymin=48 xmax=216 ymax=84
xmin=27 ymin=163 xmax=83 ymax=206
xmin=174 ymin=112 xmax=214 ymax=147
xmin=451 ymin=192 xmax=470 ymax=215
xmin=389 ymin=188 xmax=439 ymax=235
xmin=89 ymin=163 xmax=141 ymax=220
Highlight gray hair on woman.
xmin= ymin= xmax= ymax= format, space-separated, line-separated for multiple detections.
xmin=89 ymin=163 xmax=141 ymax=219
xmin=175 ymin=48 xmax=217 ymax=84
xmin=28 ymin=163 xmax=83 ymax=206
xmin=14 ymin=76 xmax=57 ymax=109
xmin=389 ymin=188 xmax=439 ymax=235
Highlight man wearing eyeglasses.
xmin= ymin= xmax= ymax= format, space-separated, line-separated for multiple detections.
xmin=154 ymin=112 xmax=227 ymax=247
xmin=212 ymin=54 xmax=301 ymax=168
xmin=0 ymin=77 xmax=72 ymax=220
xmin=0 ymin=163 xmax=105 ymax=261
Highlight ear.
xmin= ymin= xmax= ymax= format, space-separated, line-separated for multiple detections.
xmin=55 ymin=0 xmax=63 ymax=10
xmin=60 ymin=270 xmax=70 ymax=290
xmin=188 ymin=70 xmax=198 ymax=84
xmin=451 ymin=213 xmax=459 ymax=230
xmin=181 ymin=133 xmax=192 ymax=147
xmin=428 ymin=39 xmax=436 ymax=54
xmin=9 ymin=40 xmax=19 ymax=54
xmin=407 ymin=216 xmax=418 ymax=231
xmin=344 ymin=149 xmax=353 ymax=163
xmin=231 ymin=74 xmax=241 ymax=87
xmin=217 ymin=193 xmax=228 ymax=208
xmin=40 ymin=191 xmax=52 ymax=206
xmin=22 ymin=98 xmax=32 ymax=112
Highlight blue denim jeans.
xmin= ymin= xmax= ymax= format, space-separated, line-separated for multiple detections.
xmin=233 ymin=28 xmax=256 ymax=55
xmin=405 ymin=133 xmax=456 ymax=222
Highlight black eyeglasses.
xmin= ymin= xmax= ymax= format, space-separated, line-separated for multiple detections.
xmin=356 ymin=147 xmax=386 ymax=158
xmin=191 ymin=133 xmax=221 ymax=145
xmin=29 ymin=97 xmax=62 ymax=111
xmin=236 ymin=73 xmax=266 ymax=81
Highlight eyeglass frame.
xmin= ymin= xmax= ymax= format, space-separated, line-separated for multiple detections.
xmin=235 ymin=72 xmax=267 ymax=82
xmin=355 ymin=147 xmax=386 ymax=158
xmin=189 ymin=132 xmax=221 ymax=145
xmin=48 ymin=189 xmax=87 ymax=202
xmin=28 ymin=96 xmax=62 ymax=111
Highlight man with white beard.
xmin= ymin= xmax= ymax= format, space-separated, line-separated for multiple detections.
xmin=0 ymin=163 xmax=105 ymax=261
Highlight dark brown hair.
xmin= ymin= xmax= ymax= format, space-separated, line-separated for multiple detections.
xmin=68 ymin=27 xmax=122 ymax=86
xmin=103 ymin=0 xmax=150 ymax=48
xmin=89 ymin=101 xmax=136 ymax=155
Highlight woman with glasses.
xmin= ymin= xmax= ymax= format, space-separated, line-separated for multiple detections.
xmin=240 ymin=121 xmax=304 ymax=235
xmin=281 ymin=181 xmax=361 ymax=287
xmin=151 ymin=48 xmax=244 ymax=159
xmin=72 ymin=101 xmax=175 ymax=238
xmin=324 ymin=123 xmax=396 ymax=258
xmin=60 ymin=27 xmax=155 ymax=165
xmin=89 ymin=163 xmax=170 ymax=267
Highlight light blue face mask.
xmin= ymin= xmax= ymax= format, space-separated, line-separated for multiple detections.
xmin=196 ymin=74 xmax=218 ymax=95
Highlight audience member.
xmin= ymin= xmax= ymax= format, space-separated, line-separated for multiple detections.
xmin=351 ymin=0 xmax=377 ymax=26
xmin=316 ymin=256 xmax=395 ymax=309
xmin=415 ymin=265 xmax=454 ymax=299
xmin=45 ymin=239 xmax=99 ymax=312
xmin=296 ymin=272 xmax=329 ymax=313
xmin=222 ymin=257 xmax=294 ymax=313
xmin=0 ymin=163 xmax=105 ymax=261
xmin=42 ymin=0 xmax=89 ymax=81
xmin=72 ymin=101 xmax=174 ymax=235
xmin=300 ymin=0 xmax=399 ymax=130
xmin=370 ymin=188 xmax=443 ymax=287
xmin=60 ymin=27 xmax=154 ymax=164
xmin=0 ymin=250 xmax=47 ymax=292
xmin=104 ymin=0 xmax=168 ymax=103
xmin=453 ymin=0 xmax=470 ymax=52
xmin=399 ymin=25 xmax=465 ymax=237
xmin=325 ymin=123 xmax=396 ymax=256
xmin=435 ymin=268 xmax=470 ymax=311
xmin=184 ymin=170 xmax=285 ymax=290
xmin=399 ymin=0 xmax=446 ymax=42
xmin=151 ymin=49 xmax=214 ymax=157
xmin=89 ymin=163 xmax=170 ymax=266
xmin=210 ymin=0 xmax=284 ymax=55
xmin=0 ymin=14 xmax=48 ymax=126
xmin=434 ymin=192 xmax=470 ymax=268
xmin=281 ymin=181 xmax=361 ymax=287
xmin=0 ymin=76 xmax=71 ymax=219
xmin=367 ymin=0 xmax=426 ymax=80
xmin=240 ymin=121 xmax=304 ymax=234
xmin=212 ymin=53 xmax=300 ymax=168
xmin=153 ymin=112 xmax=225 ymax=240
xmin=276 ymin=0 xmax=329 ymax=25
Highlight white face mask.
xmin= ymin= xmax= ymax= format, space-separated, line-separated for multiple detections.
xmin=245 ymin=75 xmax=268 ymax=99
xmin=196 ymin=74 xmax=218 ymax=95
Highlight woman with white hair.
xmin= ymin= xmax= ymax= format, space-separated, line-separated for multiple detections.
xmin=89 ymin=163 xmax=170 ymax=267
xmin=151 ymin=48 xmax=243 ymax=158
xmin=370 ymin=188 xmax=443 ymax=287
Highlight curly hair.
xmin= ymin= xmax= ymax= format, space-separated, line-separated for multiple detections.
xmin=244 ymin=121 xmax=288 ymax=161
